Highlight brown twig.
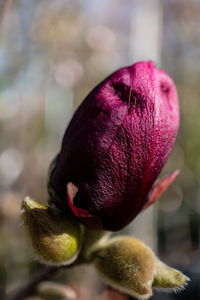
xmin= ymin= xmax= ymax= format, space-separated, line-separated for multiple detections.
xmin=4 ymin=266 xmax=59 ymax=300
xmin=4 ymin=257 xmax=84 ymax=300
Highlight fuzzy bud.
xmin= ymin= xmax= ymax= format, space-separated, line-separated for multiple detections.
xmin=91 ymin=236 xmax=156 ymax=299
xmin=21 ymin=196 xmax=83 ymax=266
xmin=90 ymin=236 xmax=189 ymax=299
xmin=153 ymin=260 xmax=190 ymax=292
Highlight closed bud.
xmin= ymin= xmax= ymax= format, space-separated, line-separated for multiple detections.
xmin=90 ymin=236 xmax=190 ymax=299
xmin=153 ymin=260 xmax=190 ymax=292
xmin=49 ymin=61 xmax=180 ymax=231
xmin=21 ymin=196 xmax=83 ymax=266
xmin=91 ymin=236 xmax=156 ymax=299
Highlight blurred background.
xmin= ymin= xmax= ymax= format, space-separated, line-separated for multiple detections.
xmin=0 ymin=0 xmax=200 ymax=299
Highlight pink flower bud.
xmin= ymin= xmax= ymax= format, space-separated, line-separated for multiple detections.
xmin=49 ymin=61 xmax=179 ymax=231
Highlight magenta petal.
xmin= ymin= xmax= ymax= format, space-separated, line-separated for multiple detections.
xmin=67 ymin=182 xmax=93 ymax=218
xmin=142 ymin=170 xmax=180 ymax=210
xmin=50 ymin=61 xmax=180 ymax=231
xmin=67 ymin=183 xmax=103 ymax=229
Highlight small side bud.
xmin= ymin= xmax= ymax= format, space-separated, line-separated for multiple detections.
xmin=21 ymin=196 xmax=83 ymax=266
xmin=153 ymin=260 xmax=190 ymax=292
xmin=37 ymin=281 xmax=76 ymax=299
xmin=91 ymin=236 xmax=156 ymax=300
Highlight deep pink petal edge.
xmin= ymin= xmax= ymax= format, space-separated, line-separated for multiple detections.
xmin=142 ymin=170 xmax=180 ymax=210
xmin=67 ymin=182 xmax=93 ymax=218
xmin=67 ymin=182 xmax=103 ymax=229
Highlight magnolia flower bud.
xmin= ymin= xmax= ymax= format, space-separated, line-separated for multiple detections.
xmin=21 ymin=196 xmax=83 ymax=266
xmin=49 ymin=61 xmax=180 ymax=231
xmin=91 ymin=236 xmax=156 ymax=299
xmin=153 ymin=260 xmax=190 ymax=292
xmin=90 ymin=236 xmax=189 ymax=299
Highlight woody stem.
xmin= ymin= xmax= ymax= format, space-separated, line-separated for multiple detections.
xmin=4 ymin=266 xmax=59 ymax=300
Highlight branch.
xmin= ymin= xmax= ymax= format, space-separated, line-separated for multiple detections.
xmin=4 ymin=266 xmax=60 ymax=300
xmin=5 ymin=256 xmax=84 ymax=300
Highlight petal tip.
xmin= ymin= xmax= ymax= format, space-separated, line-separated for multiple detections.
xmin=67 ymin=182 xmax=92 ymax=218
xmin=143 ymin=170 xmax=180 ymax=210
